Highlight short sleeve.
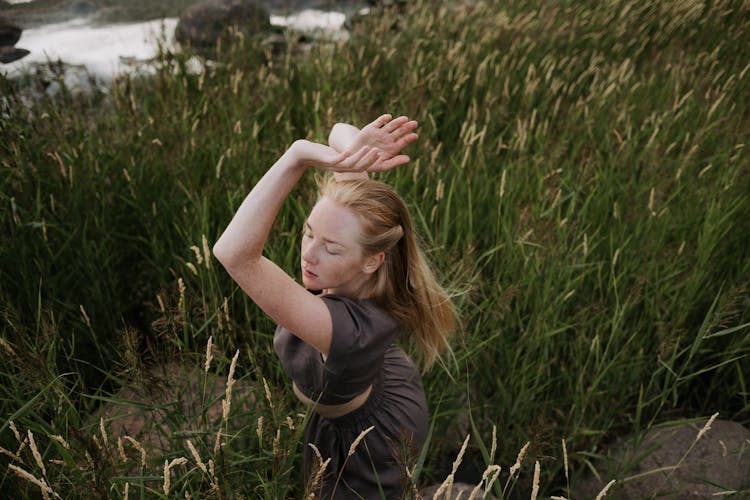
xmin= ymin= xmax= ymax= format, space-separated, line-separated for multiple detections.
xmin=321 ymin=295 xmax=398 ymax=375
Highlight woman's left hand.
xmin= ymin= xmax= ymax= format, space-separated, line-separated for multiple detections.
xmin=290 ymin=139 xmax=410 ymax=174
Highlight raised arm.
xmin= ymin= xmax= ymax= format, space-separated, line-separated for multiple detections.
xmin=213 ymin=138 xmax=406 ymax=355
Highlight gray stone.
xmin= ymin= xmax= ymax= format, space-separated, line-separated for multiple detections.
xmin=0 ymin=46 xmax=29 ymax=64
xmin=175 ymin=0 xmax=271 ymax=50
xmin=0 ymin=16 xmax=22 ymax=46
xmin=574 ymin=419 xmax=750 ymax=499
xmin=94 ymin=362 xmax=256 ymax=462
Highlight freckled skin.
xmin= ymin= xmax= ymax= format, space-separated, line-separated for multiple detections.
xmin=301 ymin=197 xmax=374 ymax=297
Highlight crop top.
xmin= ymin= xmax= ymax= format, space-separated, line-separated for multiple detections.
xmin=273 ymin=294 xmax=399 ymax=406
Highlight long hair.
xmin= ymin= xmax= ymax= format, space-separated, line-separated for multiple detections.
xmin=317 ymin=176 xmax=456 ymax=370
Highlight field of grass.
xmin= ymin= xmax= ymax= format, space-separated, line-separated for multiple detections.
xmin=1 ymin=0 xmax=749 ymax=497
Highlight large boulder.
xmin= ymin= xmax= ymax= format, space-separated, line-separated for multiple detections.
xmin=574 ymin=419 xmax=750 ymax=499
xmin=0 ymin=15 xmax=28 ymax=64
xmin=94 ymin=361 xmax=256 ymax=462
xmin=175 ymin=0 xmax=271 ymax=50
xmin=0 ymin=16 xmax=22 ymax=46
xmin=0 ymin=46 xmax=29 ymax=64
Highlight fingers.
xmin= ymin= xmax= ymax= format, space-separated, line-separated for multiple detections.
xmin=382 ymin=115 xmax=410 ymax=132
xmin=343 ymin=145 xmax=380 ymax=171
xmin=371 ymin=154 xmax=411 ymax=172
xmin=371 ymin=114 xmax=392 ymax=128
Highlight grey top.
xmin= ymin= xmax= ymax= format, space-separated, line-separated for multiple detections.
xmin=273 ymin=294 xmax=399 ymax=405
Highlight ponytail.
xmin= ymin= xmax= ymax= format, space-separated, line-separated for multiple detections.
xmin=318 ymin=176 xmax=456 ymax=370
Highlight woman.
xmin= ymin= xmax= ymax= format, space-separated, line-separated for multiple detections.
xmin=213 ymin=114 xmax=456 ymax=498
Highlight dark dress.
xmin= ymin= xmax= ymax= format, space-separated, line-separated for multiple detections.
xmin=274 ymin=294 xmax=428 ymax=499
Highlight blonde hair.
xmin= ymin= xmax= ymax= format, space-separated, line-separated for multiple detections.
xmin=317 ymin=176 xmax=456 ymax=370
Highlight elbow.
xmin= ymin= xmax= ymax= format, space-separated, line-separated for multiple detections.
xmin=213 ymin=238 xmax=260 ymax=271
xmin=212 ymin=238 xmax=234 ymax=268
xmin=328 ymin=123 xmax=345 ymax=147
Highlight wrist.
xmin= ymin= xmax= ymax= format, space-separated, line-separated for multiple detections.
xmin=286 ymin=140 xmax=313 ymax=170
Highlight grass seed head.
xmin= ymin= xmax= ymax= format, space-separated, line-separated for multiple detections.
xmin=204 ymin=336 xmax=214 ymax=374
xmin=595 ymin=479 xmax=616 ymax=500
xmin=531 ymin=461 xmax=540 ymax=500
xmin=187 ymin=439 xmax=208 ymax=474
xmin=348 ymin=426 xmax=375 ymax=458
xmin=27 ymin=430 xmax=46 ymax=477
xmin=124 ymin=436 xmax=147 ymax=468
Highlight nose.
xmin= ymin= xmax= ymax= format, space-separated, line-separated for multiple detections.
xmin=301 ymin=240 xmax=316 ymax=264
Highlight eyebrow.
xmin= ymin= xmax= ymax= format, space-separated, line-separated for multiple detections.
xmin=304 ymin=222 xmax=346 ymax=248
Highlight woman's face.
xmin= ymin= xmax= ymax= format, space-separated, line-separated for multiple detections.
xmin=300 ymin=197 xmax=379 ymax=296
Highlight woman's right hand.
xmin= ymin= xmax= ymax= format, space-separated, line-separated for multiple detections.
xmin=347 ymin=114 xmax=419 ymax=161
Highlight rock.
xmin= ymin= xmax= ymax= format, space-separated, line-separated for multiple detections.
xmin=175 ymin=0 xmax=271 ymax=51
xmin=0 ymin=15 xmax=28 ymax=64
xmin=93 ymin=362 xmax=256 ymax=462
xmin=0 ymin=16 xmax=22 ymax=46
xmin=0 ymin=46 xmax=29 ymax=64
xmin=70 ymin=0 xmax=97 ymax=16
xmin=574 ymin=419 xmax=750 ymax=499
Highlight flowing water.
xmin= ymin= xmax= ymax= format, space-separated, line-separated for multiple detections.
xmin=1 ymin=0 xmax=356 ymax=82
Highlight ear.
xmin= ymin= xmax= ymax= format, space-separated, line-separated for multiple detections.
xmin=362 ymin=251 xmax=385 ymax=274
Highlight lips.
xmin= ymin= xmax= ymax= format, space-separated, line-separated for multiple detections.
xmin=303 ymin=268 xmax=318 ymax=279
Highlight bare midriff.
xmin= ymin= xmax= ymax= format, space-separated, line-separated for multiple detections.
xmin=292 ymin=382 xmax=372 ymax=419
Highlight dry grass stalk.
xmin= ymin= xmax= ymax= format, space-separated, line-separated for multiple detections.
xmin=0 ymin=445 xmax=22 ymax=462
xmin=348 ymin=426 xmax=375 ymax=458
xmin=489 ymin=425 xmax=497 ymax=463
xmin=99 ymin=418 xmax=109 ymax=449
xmin=163 ymin=459 xmax=171 ymax=495
xmin=695 ymin=412 xmax=719 ymax=442
xmin=223 ymin=350 xmax=240 ymax=422
xmin=9 ymin=420 xmax=22 ymax=443
xmin=50 ymin=435 xmax=70 ymax=450
xmin=562 ymin=438 xmax=569 ymax=486
xmin=263 ymin=377 xmax=274 ymax=409
xmin=204 ymin=336 xmax=213 ymax=374
xmin=163 ymin=457 xmax=188 ymax=496
xmin=79 ymin=305 xmax=92 ymax=328
xmin=202 ymin=235 xmax=211 ymax=269
xmin=595 ymin=479 xmax=616 ymax=499
xmin=256 ymin=416 xmax=264 ymax=441
xmin=504 ymin=441 xmax=530 ymax=492
xmin=306 ymin=444 xmax=332 ymax=499
xmin=190 ymin=245 xmax=203 ymax=265
xmin=433 ymin=434 xmax=471 ymax=499
xmin=117 ymin=437 xmax=127 ymax=462
xmin=187 ymin=439 xmax=208 ymax=475
xmin=213 ymin=428 xmax=223 ymax=455
xmin=27 ymin=430 xmax=46 ymax=477
xmin=124 ymin=436 xmax=147 ymax=468
xmin=187 ymin=262 xmax=199 ymax=276
xmin=178 ymin=278 xmax=186 ymax=310
xmin=0 ymin=336 xmax=15 ymax=355
xmin=8 ymin=464 xmax=57 ymax=499
xmin=468 ymin=464 xmax=501 ymax=500
xmin=530 ymin=461 xmax=540 ymax=500
xmin=123 ymin=482 xmax=129 ymax=500
xmin=432 ymin=474 xmax=454 ymax=499
xmin=273 ymin=429 xmax=281 ymax=458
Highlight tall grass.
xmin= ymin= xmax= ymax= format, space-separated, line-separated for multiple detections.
xmin=2 ymin=0 xmax=749 ymax=497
